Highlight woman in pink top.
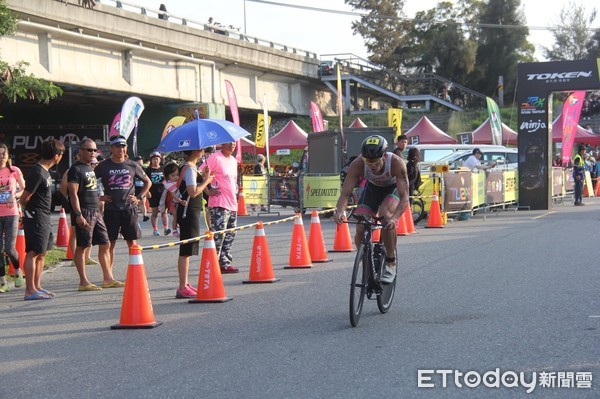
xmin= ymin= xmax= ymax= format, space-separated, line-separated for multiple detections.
xmin=0 ymin=144 xmax=26 ymax=292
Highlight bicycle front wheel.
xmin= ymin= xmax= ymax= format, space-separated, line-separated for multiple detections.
xmin=411 ymin=199 xmax=426 ymax=224
xmin=377 ymin=248 xmax=397 ymax=314
xmin=349 ymin=244 xmax=367 ymax=327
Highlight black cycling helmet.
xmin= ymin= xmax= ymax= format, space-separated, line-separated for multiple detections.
xmin=361 ymin=135 xmax=388 ymax=160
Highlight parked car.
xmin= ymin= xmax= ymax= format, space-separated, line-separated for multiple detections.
xmin=319 ymin=60 xmax=335 ymax=76
xmin=436 ymin=147 xmax=518 ymax=170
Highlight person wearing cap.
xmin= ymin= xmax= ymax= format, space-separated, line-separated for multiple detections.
xmin=133 ymin=156 xmax=149 ymax=222
xmin=392 ymin=134 xmax=408 ymax=159
xmin=463 ymin=148 xmax=496 ymax=171
xmin=145 ymin=151 xmax=169 ymax=236
xmin=94 ymin=135 xmax=151 ymax=271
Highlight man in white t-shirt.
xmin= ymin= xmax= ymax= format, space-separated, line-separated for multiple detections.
xmin=463 ymin=148 xmax=496 ymax=171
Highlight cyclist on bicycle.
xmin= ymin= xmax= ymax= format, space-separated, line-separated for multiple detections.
xmin=334 ymin=135 xmax=409 ymax=284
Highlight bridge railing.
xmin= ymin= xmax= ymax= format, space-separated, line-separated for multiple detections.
xmin=99 ymin=0 xmax=318 ymax=59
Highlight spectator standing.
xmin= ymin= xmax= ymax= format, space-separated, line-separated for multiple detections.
xmin=175 ymin=150 xmax=213 ymax=298
xmin=145 ymin=151 xmax=169 ymax=236
xmin=20 ymin=139 xmax=65 ymax=300
xmin=392 ymin=134 xmax=408 ymax=159
xmin=134 ymin=156 xmax=149 ymax=222
xmin=0 ymin=144 xmax=25 ymax=293
xmin=158 ymin=3 xmax=168 ymax=20
xmin=552 ymin=154 xmax=562 ymax=167
xmin=68 ymin=139 xmax=123 ymax=291
xmin=406 ymin=147 xmax=422 ymax=196
xmin=573 ymin=145 xmax=586 ymax=206
xmin=94 ymin=135 xmax=151 ymax=270
xmin=205 ymin=142 xmax=239 ymax=274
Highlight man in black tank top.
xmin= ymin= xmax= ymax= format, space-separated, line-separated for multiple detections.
xmin=334 ymin=135 xmax=410 ymax=284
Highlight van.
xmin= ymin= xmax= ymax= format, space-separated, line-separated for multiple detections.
xmin=406 ymin=144 xmax=509 ymax=164
xmin=436 ymin=147 xmax=518 ymax=170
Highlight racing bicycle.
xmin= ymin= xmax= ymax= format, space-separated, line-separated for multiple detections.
xmin=346 ymin=213 xmax=397 ymax=327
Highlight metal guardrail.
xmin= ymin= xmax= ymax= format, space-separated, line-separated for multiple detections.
xmin=99 ymin=0 xmax=318 ymax=59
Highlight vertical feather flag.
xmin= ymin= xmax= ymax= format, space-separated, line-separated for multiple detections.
xmin=486 ymin=97 xmax=502 ymax=146
xmin=224 ymin=80 xmax=242 ymax=163
xmin=263 ymin=95 xmax=270 ymax=173
xmin=310 ymin=101 xmax=325 ymax=132
xmin=109 ymin=113 xmax=121 ymax=138
xmin=387 ymin=108 xmax=403 ymax=139
xmin=161 ymin=116 xmax=186 ymax=140
xmin=119 ymin=96 xmax=144 ymax=157
xmin=255 ymin=113 xmax=271 ymax=149
xmin=561 ymin=91 xmax=586 ymax=165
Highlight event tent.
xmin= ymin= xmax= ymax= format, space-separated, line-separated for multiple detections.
xmin=471 ymin=118 xmax=518 ymax=146
xmin=552 ymin=113 xmax=600 ymax=146
xmin=268 ymin=120 xmax=308 ymax=153
xmin=239 ymin=136 xmax=257 ymax=153
xmin=405 ymin=116 xmax=457 ymax=144
xmin=349 ymin=118 xmax=367 ymax=128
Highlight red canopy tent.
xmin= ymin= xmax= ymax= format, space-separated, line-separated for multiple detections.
xmin=471 ymin=118 xmax=518 ymax=146
xmin=552 ymin=113 xmax=600 ymax=146
xmin=405 ymin=116 xmax=456 ymax=144
xmin=268 ymin=120 xmax=308 ymax=153
xmin=349 ymin=118 xmax=367 ymax=128
xmin=239 ymin=136 xmax=257 ymax=153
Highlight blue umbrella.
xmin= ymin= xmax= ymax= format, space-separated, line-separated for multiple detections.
xmin=155 ymin=118 xmax=251 ymax=153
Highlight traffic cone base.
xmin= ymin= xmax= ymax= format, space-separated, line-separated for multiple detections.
xmin=190 ymin=233 xmax=232 ymax=303
xmin=111 ymin=246 xmax=161 ymax=329
xmin=595 ymin=182 xmax=600 ymax=196
xmin=426 ymin=191 xmax=444 ymax=228
xmin=308 ymin=211 xmax=331 ymax=263
xmin=329 ymin=217 xmax=354 ymax=252
xmin=243 ymin=222 xmax=280 ymax=283
xmin=287 ymin=214 xmax=313 ymax=268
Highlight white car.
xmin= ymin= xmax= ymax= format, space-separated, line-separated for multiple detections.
xmin=436 ymin=148 xmax=518 ymax=170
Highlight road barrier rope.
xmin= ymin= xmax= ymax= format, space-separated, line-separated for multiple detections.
xmin=140 ymin=207 xmax=354 ymax=251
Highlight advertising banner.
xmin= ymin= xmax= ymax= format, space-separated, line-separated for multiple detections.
xmin=443 ymin=172 xmax=472 ymax=211
xmin=269 ymin=175 xmax=300 ymax=207
xmin=486 ymin=170 xmax=504 ymax=204
xmin=552 ymin=167 xmax=564 ymax=197
xmin=242 ymin=176 xmax=268 ymax=205
xmin=302 ymin=175 xmax=340 ymax=208
xmin=503 ymin=170 xmax=518 ymax=203
xmin=471 ymin=173 xmax=486 ymax=208
xmin=564 ymin=168 xmax=575 ymax=192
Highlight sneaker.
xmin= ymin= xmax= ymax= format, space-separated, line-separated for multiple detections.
xmin=380 ymin=264 xmax=397 ymax=284
xmin=153 ymin=230 xmax=160 ymax=236
xmin=13 ymin=275 xmax=24 ymax=288
xmin=175 ymin=286 xmax=196 ymax=299
xmin=172 ymin=230 xmax=180 ymax=238
xmin=164 ymin=228 xmax=171 ymax=236
xmin=0 ymin=284 xmax=9 ymax=293
xmin=186 ymin=284 xmax=197 ymax=293
xmin=143 ymin=216 xmax=150 ymax=222
xmin=220 ymin=265 xmax=239 ymax=274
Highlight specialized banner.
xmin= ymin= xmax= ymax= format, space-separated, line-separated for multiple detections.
xmin=310 ymin=101 xmax=325 ymax=133
xmin=161 ymin=116 xmax=186 ymax=140
xmin=255 ymin=113 xmax=270 ymax=148
xmin=486 ymin=97 xmax=502 ymax=146
xmin=224 ymin=80 xmax=242 ymax=163
xmin=561 ymin=91 xmax=586 ymax=166
xmin=387 ymin=108 xmax=402 ymax=138
xmin=302 ymin=175 xmax=340 ymax=208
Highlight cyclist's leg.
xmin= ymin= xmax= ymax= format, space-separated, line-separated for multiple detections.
xmin=378 ymin=190 xmax=400 ymax=283
xmin=354 ymin=183 xmax=377 ymax=249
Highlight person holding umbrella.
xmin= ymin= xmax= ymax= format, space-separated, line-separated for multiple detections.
xmin=175 ymin=149 xmax=214 ymax=298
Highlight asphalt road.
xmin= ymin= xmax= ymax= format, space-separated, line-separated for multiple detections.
xmin=1 ymin=202 xmax=599 ymax=399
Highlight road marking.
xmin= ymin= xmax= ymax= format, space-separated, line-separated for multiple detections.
xmin=532 ymin=211 xmax=556 ymax=219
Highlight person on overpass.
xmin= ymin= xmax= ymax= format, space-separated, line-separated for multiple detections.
xmin=333 ymin=135 xmax=409 ymax=284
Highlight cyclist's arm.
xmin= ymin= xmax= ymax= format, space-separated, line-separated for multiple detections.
xmin=334 ymin=158 xmax=363 ymax=222
xmin=389 ymin=156 xmax=410 ymax=227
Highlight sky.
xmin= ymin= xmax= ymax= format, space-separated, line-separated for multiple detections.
xmin=125 ymin=0 xmax=597 ymax=61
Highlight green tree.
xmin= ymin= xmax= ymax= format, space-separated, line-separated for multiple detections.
xmin=470 ymin=0 xmax=533 ymax=99
xmin=543 ymin=2 xmax=598 ymax=61
xmin=587 ymin=28 xmax=600 ymax=58
xmin=0 ymin=0 xmax=62 ymax=104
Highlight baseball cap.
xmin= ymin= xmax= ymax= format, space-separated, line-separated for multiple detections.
xmin=109 ymin=135 xmax=127 ymax=147
xmin=472 ymin=148 xmax=482 ymax=155
xmin=149 ymin=151 xmax=162 ymax=159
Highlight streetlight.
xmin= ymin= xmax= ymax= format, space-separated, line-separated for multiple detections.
xmin=243 ymin=0 xmax=247 ymax=34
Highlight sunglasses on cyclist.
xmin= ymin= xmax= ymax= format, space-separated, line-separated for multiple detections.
xmin=82 ymin=148 xmax=98 ymax=153
xmin=363 ymin=156 xmax=382 ymax=165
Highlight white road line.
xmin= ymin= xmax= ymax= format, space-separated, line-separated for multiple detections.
xmin=532 ymin=211 xmax=556 ymax=219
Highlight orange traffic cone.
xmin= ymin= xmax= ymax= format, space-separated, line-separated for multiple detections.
xmin=9 ymin=228 xmax=25 ymax=276
xmin=584 ymin=181 xmax=594 ymax=197
xmin=190 ymin=233 xmax=233 ymax=303
xmin=396 ymin=212 xmax=409 ymax=236
xmin=63 ymin=227 xmax=74 ymax=261
xmin=308 ymin=211 xmax=331 ymax=263
xmin=285 ymin=214 xmax=313 ymax=269
xmin=404 ymin=206 xmax=415 ymax=234
xmin=595 ymin=180 xmax=600 ymax=196
xmin=426 ymin=191 xmax=444 ymax=228
xmin=243 ymin=222 xmax=280 ymax=283
xmin=237 ymin=186 xmax=249 ymax=216
xmin=56 ymin=208 xmax=69 ymax=248
xmin=329 ymin=216 xmax=354 ymax=252
xmin=111 ymin=245 xmax=162 ymax=329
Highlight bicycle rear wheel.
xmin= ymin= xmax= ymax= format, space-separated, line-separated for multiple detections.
xmin=377 ymin=248 xmax=397 ymax=314
xmin=411 ymin=199 xmax=426 ymax=224
xmin=349 ymin=244 xmax=367 ymax=327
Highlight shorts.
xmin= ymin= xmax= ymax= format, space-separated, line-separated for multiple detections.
xmin=178 ymin=205 xmax=202 ymax=257
xmin=23 ymin=216 xmax=52 ymax=254
xmin=71 ymin=208 xmax=110 ymax=247
xmin=356 ymin=182 xmax=398 ymax=216
xmin=103 ymin=208 xmax=141 ymax=241
xmin=148 ymin=192 xmax=162 ymax=208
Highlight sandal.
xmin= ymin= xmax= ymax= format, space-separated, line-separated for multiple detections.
xmin=78 ymin=284 xmax=102 ymax=292
xmin=101 ymin=280 xmax=126 ymax=288
xmin=24 ymin=291 xmax=52 ymax=300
